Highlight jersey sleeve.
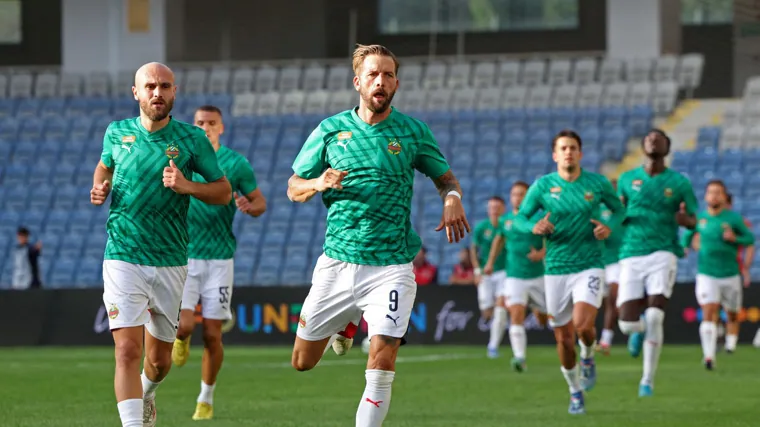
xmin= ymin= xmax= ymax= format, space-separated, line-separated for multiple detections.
xmin=235 ymin=157 xmax=258 ymax=195
xmin=600 ymin=177 xmax=626 ymax=230
xmin=680 ymin=227 xmax=696 ymax=249
xmin=192 ymin=131 xmax=225 ymax=182
xmin=514 ymin=181 xmax=543 ymax=233
xmin=292 ymin=125 xmax=328 ymax=179
xmin=680 ymin=176 xmax=699 ymax=215
xmin=413 ymin=124 xmax=451 ymax=179
xmin=733 ymin=213 xmax=756 ymax=246
xmin=101 ymin=122 xmax=115 ymax=169
xmin=617 ymin=172 xmax=629 ymax=204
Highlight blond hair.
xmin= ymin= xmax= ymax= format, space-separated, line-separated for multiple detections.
xmin=352 ymin=44 xmax=399 ymax=76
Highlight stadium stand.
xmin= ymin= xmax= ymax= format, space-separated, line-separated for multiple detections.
xmin=0 ymin=54 xmax=707 ymax=288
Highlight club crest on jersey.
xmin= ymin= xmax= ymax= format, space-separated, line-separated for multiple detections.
xmin=698 ymin=218 xmax=707 ymax=229
xmin=632 ymin=179 xmax=643 ymax=191
xmin=121 ymin=135 xmax=136 ymax=143
xmin=299 ymin=314 xmax=307 ymax=328
xmin=584 ymin=191 xmax=594 ymax=202
xmin=484 ymin=229 xmax=492 ymax=238
xmin=108 ymin=304 xmax=119 ymax=320
xmin=664 ymin=188 xmax=673 ymax=197
xmin=165 ymin=144 xmax=180 ymax=159
xmin=387 ymin=139 xmax=402 ymax=155
xmin=505 ymin=220 xmax=512 ymax=230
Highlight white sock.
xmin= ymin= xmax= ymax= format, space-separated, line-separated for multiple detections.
xmin=198 ymin=381 xmax=216 ymax=405
xmin=618 ymin=317 xmax=645 ymax=335
xmin=579 ymin=339 xmax=595 ymax=360
xmin=141 ymin=371 xmax=162 ymax=399
xmin=508 ymin=324 xmax=527 ymax=359
xmin=561 ymin=365 xmax=582 ymax=394
xmin=117 ymin=398 xmax=143 ymax=427
xmin=323 ymin=334 xmax=339 ymax=355
xmin=641 ymin=307 xmax=665 ymax=386
xmin=600 ymin=329 xmax=615 ymax=346
xmin=754 ymin=329 xmax=760 ymax=347
xmin=356 ymin=369 xmax=395 ymax=427
xmin=699 ymin=321 xmax=717 ymax=361
xmin=488 ymin=306 xmax=508 ymax=349
xmin=725 ymin=334 xmax=738 ymax=351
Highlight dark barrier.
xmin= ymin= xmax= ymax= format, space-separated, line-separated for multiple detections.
xmin=1 ymin=284 xmax=760 ymax=346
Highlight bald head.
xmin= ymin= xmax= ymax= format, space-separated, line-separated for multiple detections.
xmin=132 ymin=62 xmax=176 ymax=122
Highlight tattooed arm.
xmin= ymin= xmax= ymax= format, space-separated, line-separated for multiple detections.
xmin=431 ymin=169 xmax=471 ymax=243
xmin=431 ymin=170 xmax=464 ymax=201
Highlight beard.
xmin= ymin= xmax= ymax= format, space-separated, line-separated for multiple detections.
xmin=139 ymin=97 xmax=174 ymax=121
xmin=360 ymin=87 xmax=395 ymax=113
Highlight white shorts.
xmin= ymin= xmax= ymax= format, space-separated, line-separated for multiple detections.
xmin=102 ymin=260 xmax=188 ymax=343
xmin=180 ymin=259 xmax=234 ymax=320
xmin=297 ymin=254 xmax=416 ymax=342
xmin=505 ymin=276 xmax=547 ymax=312
xmin=696 ymin=274 xmax=743 ymax=313
xmin=603 ymin=263 xmax=621 ymax=297
xmin=617 ymin=251 xmax=677 ymax=306
xmin=545 ymin=268 xmax=605 ymax=327
xmin=477 ymin=270 xmax=507 ymax=310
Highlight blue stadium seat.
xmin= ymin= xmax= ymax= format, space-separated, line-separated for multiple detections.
xmin=697 ymin=126 xmax=721 ymax=150
xmin=628 ymin=105 xmax=654 ymax=137
xmin=16 ymin=98 xmax=42 ymax=118
xmin=3 ymin=163 xmax=28 ymax=187
xmin=69 ymin=209 xmax=95 ymax=233
xmin=44 ymin=210 xmax=71 ymax=234
xmin=0 ymin=98 xmax=15 ymax=118
xmin=3 ymin=187 xmax=28 ymax=211
xmin=525 ymin=108 xmax=552 ymax=133
xmin=53 ymin=185 xmax=81 ymax=210
xmin=28 ymin=164 xmax=54 ymax=187
xmin=253 ymin=264 xmax=279 ymax=286
xmin=693 ymin=147 xmax=718 ymax=171
xmin=40 ymin=98 xmax=66 ymax=118
xmin=577 ymin=107 xmax=602 ymax=129
xmin=28 ymin=186 xmax=54 ymax=211
xmin=59 ymin=233 xmax=85 ymax=257
xmin=0 ymin=140 xmax=12 ymax=160
xmin=12 ymin=143 xmax=37 ymax=164
xmin=48 ymin=257 xmax=77 ymax=288
xmin=52 ymin=164 xmax=77 ymax=186
xmin=0 ymin=118 xmax=19 ymax=142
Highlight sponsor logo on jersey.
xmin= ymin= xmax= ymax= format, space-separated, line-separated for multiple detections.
xmin=484 ymin=229 xmax=492 ymax=238
xmin=664 ymin=188 xmax=673 ymax=197
xmin=632 ymin=179 xmax=643 ymax=191
xmin=505 ymin=220 xmax=512 ymax=230
xmin=166 ymin=144 xmax=180 ymax=159
xmin=387 ymin=139 xmax=402 ymax=155
xmin=698 ymin=218 xmax=707 ymax=228
xmin=584 ymin=191 xmax=594 ymax=202
xmin=121 ymin=135 xmax=136 ymax=143
xmin=550 ymin=186 xmax=562 ymax=193
xmin=337 ymin=131 xmax=352 ymax=140
xmin=108 ymin=304 xmax=119 ymax=320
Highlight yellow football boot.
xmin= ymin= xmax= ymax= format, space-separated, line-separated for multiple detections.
xmin=192 ymin=402 xmax=213 ymax=420
xmin=172 ymin=336 xmax=192 ymax=367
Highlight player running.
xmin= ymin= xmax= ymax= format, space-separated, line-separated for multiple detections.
xmin=616 ymin=129 xmax=698 ymax=398
xmin=484 ymin=180 xmax=548 ymax=372
xmin=90 ymin=63 xmax=231 ymax=427
xmin=681 ymin=180 xmax=754 ymax=369
xmin=471 ymin=196 xmax=509 ymax=358
xmin=596 ymin=179 xmax=624 ymax=355
xmin=286 ymin=44 xmax=470 ymax=427
xmin=514 ymin=131 xmax=624 ymax=414
xmin=725 ymin=193 xmax=754 ymax=352
xmin=171 ymin=105 xmax=267 ymax=420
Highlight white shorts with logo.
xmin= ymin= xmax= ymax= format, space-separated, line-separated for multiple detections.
xmin=696 ymin=274 xmax=743 ymax=313
xmin=102 ymin=260 xmax=188 ymax=343
xmin=617 ymin=251 xmax=677 ymax=306
xmin=603 ymin=263 xmax=621 ymax=297
xmin=545 ymin=268 xmax=605 ymax=327
xmin=180 ymin=258 xmax=234 ymax=320
xmin=477 ymin=270 xmax=507 ymax=310
xmin=505 ymin=276 xmax=547 ymax=312
xmin=297 ymin=254 xmax=417 ymax=342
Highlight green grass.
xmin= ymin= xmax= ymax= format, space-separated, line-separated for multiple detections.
xmin=0 ymin=344 xmax=755 ymax=426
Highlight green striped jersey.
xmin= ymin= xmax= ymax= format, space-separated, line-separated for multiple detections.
xmin=187 ymin=145 xmax=258 ymax=260
xmin=618 ymin=166 xmax=698 ymax=260
xmin=499 ymin=211 xmax=545 ymax=279
xmin=473 ymin=219 xmax=506 ymax=272
xmin=681 ymin=209 xmax=755 ymax=278
xmin=601 ymin=203 xmax=624 ymax=266
xmin=100 ymin=117 xmax=224 ymax=267
xmin=515 ymin=170 xmax=625 ymax=275
xmin=292 ymin=107 xmax=450 ymax=266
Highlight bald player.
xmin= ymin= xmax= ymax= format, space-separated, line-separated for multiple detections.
xmin=90 ymin=62 xmax=231 ymax=427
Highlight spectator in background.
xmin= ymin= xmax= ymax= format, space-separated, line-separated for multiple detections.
xmin=413 ymin=246 xmax=438 ymax=286
xmin=12 ymin=227 xmax=42 ymax=290
xmin=449 ymin=248 xmax=475 ymax=285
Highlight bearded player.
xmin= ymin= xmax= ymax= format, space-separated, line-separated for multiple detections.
xmin=616 ymin=129 xmax=698 ymax=398
xmin=596 ymin=179 xmax=624 ymax=355
xmin=471 ymin=196 xmax=508 ymax=358
xmin=171 ymin=105 xmax=267 ymax=420
xmin=681 ymin=180 xmax=754 ymax=369
xmin=286 ymin=44 xmax=470 ymax=427
xmin=90 ymin=63 xmax=231 ymax=427
xmin=484 ymin=181 xmax=548 ymax=372
xmin=514 ymin=131 xmax=624 ymax=414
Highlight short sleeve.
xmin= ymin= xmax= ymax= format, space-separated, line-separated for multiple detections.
xmin=101 ymin=122 xmax=115 ymax=169
xmin=192 ymin=131 xmax=225 ymax=182
xmin=680 ymin=176 xmax=699 ymax=215
xmin=413 ymin=124 xmax=450 ymax=179
xmin=235 ymin=157 xmax=258 ymax=195
xmin=292 ymin=125 xmax=328 ymax=179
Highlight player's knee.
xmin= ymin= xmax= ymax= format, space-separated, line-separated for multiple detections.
xmin=145 ymin=350 xmax=172 ymax=374
xmin=202 ymin=329 xmax=222 ymax=349
xmin=291 ymin=350 xmax=317 ymax=372
xmin=114 ymin=338 xmax=142 ymax=367
xmin=644 ymin=307 xmax=665 ymax=326
xmin=553 ymin=325 xmax=574 ymax=348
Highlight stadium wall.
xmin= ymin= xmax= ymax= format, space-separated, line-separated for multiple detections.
xmin=2 ymin=284 xmax=759 ymax=347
